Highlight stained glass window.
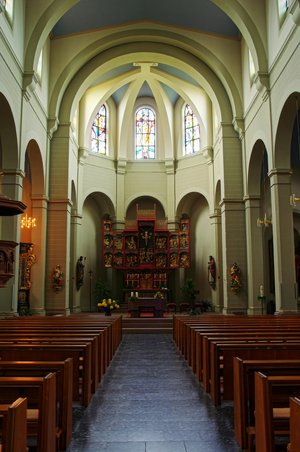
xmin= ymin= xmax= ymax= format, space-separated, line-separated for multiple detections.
xmin=135 ymin=107 xmax=156 ymax=159
xmin=184 ymin=104 xmax=200 ymax=155
xmin=278 ymin=0 xmax=288 ymax=19
xmin=91 ymin=105 xmax=107 ymax=155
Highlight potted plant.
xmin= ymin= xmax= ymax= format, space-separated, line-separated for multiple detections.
xmin=180 ymin=278 xmax=199 ymax=313
xmin=94 ymin=279 xmax=111 ymax=310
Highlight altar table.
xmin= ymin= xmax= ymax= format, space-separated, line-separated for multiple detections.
xmin=128 ymin=298 xmax=165 ymax=318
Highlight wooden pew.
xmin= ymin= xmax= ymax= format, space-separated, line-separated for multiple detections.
xmin=0 ymin=314 xmax=122 ymax=377
xmin=254 ymin=373 xmax=300 ymax=452
xmin=233 ymin=357 xmax=300 ymax=449
xmin=0 ymin=359 xmax=73 ymax=451
xmin=0 ymin=373 xmax=57 ymax=452
xmin=0 ymin=335 xmax=98 ymax=396
xmin=0 ymin=397 xmax=27 ymax=452
xmin=288 ymin=397 xmax=300 ymax=452
xmin=0 ymin=342 xmax=92 ymax=406
xmin=208 ymin=341 xmax=300 ymax=405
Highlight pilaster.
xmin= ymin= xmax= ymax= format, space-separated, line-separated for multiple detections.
xmin=220 ymin=198 xmax=248 ymax=314
xmin=269 ymin=169 xmax=298 ymax=312
xmin=46 ymin=198 xmax=72 ymax=315
xmin=244 ymin=195 xmax=265 ymax=315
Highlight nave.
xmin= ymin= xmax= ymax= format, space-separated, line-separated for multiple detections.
xmin=67 ymin=334 xmax=241 ymax=452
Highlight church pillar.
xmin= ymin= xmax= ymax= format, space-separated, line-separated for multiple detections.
xmin=70 ymin=212 xmax=83 ymax=313
xmin=220 ymin=199 xmax=248 ymax=314
xmin=116 ymin=160 xmax=126 ymax=226
xmin=218 ymin=122 xmax=248 ymax=314
xmin=46 ymin=198 xmax=72 ymax=315
xmin=46 ymin=123 xmax=73 ymax=315
xmin=29 ymin=195 xmax=48 ymax=315
xmin=244 ymin=196 xmax=265 ymax=314
xmin=165 ymin=160 xmax=178 ymax=228
xmin=269 ymin=168 xmax=297 ymax=312
xmin=209 ymin=209 xmax=223 ymax=312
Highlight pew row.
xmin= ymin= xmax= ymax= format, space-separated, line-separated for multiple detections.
xmin=0 ymin=359 xmax=73 ymax=451
xmin=233 ymin=357 xmax=300 ymax=450
xmin=288 ymin=396 xmax=300 ymax=452
xmin=254 ymin=373 xmax=300 ymax=452
xmin=0 ymin=373 xmax=57 ymax=452
xmin=0 ymin=397 xmax=27 ymax=452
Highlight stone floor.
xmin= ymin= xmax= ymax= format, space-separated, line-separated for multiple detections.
xmin=67 ymin=333 xmax=242 ymax=452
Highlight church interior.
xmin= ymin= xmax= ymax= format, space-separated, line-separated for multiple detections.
xmin=1 ymin=1 xmax=300 ymax=451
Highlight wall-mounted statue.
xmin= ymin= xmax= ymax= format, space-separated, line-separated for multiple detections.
xmin=208 ymin=255 xmax=216 ymax=289
xmin=76 ymin=256 xmax=86 ymax=290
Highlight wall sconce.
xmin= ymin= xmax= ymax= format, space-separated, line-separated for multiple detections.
xmin=20 ymin=214 xmax=37 ymax=229
xmin=257 ymin=213 xmax=272 ymax=227
xmin=290 ymin=194 xmax=300 ymax=206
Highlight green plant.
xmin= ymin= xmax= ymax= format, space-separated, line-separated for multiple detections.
xmin=94 ymin=279 xmax=111 ymax=304
xmin=180 ymin=278 xmax=199 ymax=302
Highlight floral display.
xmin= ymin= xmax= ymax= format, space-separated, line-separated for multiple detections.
xmin=98 ymin=298 xmax=119 ymax=315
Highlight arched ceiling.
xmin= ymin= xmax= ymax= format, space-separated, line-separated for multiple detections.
xmin=48 ymin=0 xmax=242 ymax=116
xmin=51 ymin=0 xmax=240 ymax=38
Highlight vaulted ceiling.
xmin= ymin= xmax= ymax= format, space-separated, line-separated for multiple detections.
xmin=52 ymin=0 xmax=239 ymax=38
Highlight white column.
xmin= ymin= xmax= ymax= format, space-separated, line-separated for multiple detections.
xmin=269 ymin=169 xmax=297 ymax=312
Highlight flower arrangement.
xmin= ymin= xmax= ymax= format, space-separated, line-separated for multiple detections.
xmin=154 ymin=291 xmax=164 ymax=299
xmin=98 ymin=298 xmax=119 ymax=316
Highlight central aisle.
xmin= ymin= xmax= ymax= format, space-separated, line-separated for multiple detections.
xmin=67 ymin=334 xmax=241 ymax=452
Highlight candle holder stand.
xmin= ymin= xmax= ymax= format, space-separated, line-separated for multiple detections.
xmin=257 ymin=295 xmax=266 ymax=315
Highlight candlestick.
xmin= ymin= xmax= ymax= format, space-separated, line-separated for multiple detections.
xmin=260 ymin=285 xmax=264 ymax=297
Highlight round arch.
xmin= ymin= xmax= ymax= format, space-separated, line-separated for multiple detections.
xmin=274 ymin=93 xmax=300 ymax=169
xmin=51 ymin=35 xmax=239 ymax=127
xmin=0 ymin=92 xmax=18 ymax=170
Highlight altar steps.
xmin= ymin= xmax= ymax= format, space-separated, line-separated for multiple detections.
xmin=122 ymin=316 xmax=173 ymax=333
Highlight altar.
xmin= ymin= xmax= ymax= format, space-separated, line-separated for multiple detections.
xmin=128 ymin=298 xmax=165 ymax=318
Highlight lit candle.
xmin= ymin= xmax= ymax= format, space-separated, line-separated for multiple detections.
xmin=131 ymin=292 xmax=134 ymax=297
xmin=260 ymin=285 xmax=264 ymax=297
xmin=135 ymin=292 xmax=138 ymax=298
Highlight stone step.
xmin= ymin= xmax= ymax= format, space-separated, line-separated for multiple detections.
xmin=122 ymin=316 xmax=173 ymax=333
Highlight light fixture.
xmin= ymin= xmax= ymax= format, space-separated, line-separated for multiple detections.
xmin=20 ymin=214 xmax=37 ymax=229
xmin=290 ymin=194 xmax=300 ymax=206
xmin=257 ymin=213 xmax=272 ymax=227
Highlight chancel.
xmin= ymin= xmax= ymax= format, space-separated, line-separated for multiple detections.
xmin=1 ymin=0 xmax=300 ymax=451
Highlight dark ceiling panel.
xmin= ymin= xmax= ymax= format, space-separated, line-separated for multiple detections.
xmin=52 ymin=0 xmax=239 ymax=38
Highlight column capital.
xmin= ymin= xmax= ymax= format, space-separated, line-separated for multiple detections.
xmin=268 ymin=168 xmax=293 ymax=185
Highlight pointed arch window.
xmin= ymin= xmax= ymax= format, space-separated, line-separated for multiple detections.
xmin=278 ymin=0 xmax=288 ymax=21
xmin=91 ymin=104 xmax=108 ymax=155
xmin=184 ymin=104 xmax=201 ymax=155
xmin=135 ymin=107 xmax=156 ymax=159
xmin=3 ymin=0 xmax=13 ymax=20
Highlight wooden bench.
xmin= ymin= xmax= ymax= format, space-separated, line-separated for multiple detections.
xmin=0 ymin=373 xmax=57 ymax=452
xmin=0 ymin=342 xmax=92 ymax=406
xmin=0 ymin=315 xmax=122 ymax=376
xmin=0 ymin=397 xmax=27 ymax=452
xmin=288 ymin=396 xmax=300 ymax=452
xmin=233 ymin=357 xmax=300 ymax=449
xmin=254 ymin=373 xmax=300 ymax=451
xmin=0 ymin=335 xmax=98 ymax=394
xmin=195 ymin=327 xmax=300 ymax=380
xmin=209 ymin=341 xmax=300 ymax=405
xmin=0 ymin=359 xmax=73 ymax=451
